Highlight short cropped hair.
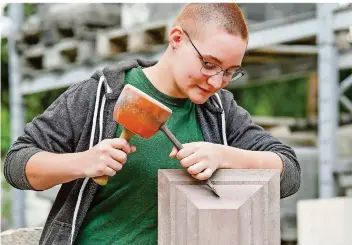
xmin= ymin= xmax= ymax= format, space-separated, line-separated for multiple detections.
xmin=173 ymin=3 xmax=248 ymax=41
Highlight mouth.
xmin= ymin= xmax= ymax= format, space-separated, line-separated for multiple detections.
xmin=197 ymin=86 xmax=212 ymax=94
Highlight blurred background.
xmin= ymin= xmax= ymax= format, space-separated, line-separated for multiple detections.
xmin=1 ymin=3 xmax=351 ymax=245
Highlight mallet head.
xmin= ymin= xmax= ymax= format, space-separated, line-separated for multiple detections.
xmin=113 ymin=84 xmax=172 ymax=139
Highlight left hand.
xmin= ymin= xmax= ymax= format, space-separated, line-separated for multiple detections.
xmin=169 ymin=142 xmax=226 ymax=180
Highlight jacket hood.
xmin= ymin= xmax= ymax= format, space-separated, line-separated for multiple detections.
xmin=91 ymin=59 xmax=157 ymax=95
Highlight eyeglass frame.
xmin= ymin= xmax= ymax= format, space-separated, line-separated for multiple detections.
xmin=182 ymin=30 xmax=245 ymax=83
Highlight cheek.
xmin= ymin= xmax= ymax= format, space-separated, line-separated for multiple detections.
xmin=177 ymin=56 xmax=204 ymax=81
xmin=221 ymin=81 xmax=229 ymax=89
xmin=186 ymin=72 xmax=205 ymax=84
xmin=175 ymin=67 xmax=205 ymax=89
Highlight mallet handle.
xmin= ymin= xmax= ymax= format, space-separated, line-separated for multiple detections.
xmin=92 ymin=128 xmax=135 ymax=186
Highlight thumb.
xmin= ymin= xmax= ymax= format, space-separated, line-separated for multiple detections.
xmin=169 ymin=146 xmax=178 ymax=158
xmin=130 ymin=145 xmax=137 ymax=153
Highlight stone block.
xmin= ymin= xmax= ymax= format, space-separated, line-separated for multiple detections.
xmin=43 ymin=46 xmax=67 ymax=70
xmin=158 ymin=169 xmax=280 ymax=245
xmin=97 ymin=20 xmax=170 ymax=58
xmin=38 ymin=4 xmax=121 ymax=46
xmin=337 ymin=125 xmax=352 ymax=157
xmin=339 ymin=174 xmax=352 ymax=188
xmin=96 ymin=28 xmax=128 ymax=58
xmin=20 ymin=65 xmax=41 ymax=78
xmin=334 ymin=158 xmax=352 ymax=174
xmin=43 ymin=39 xmax=94 ymax=70
xmin=23 ymin=44 xmax=45 ymax=70
xmin=346 ymin=188 xmax=352 ymax=197
xmin=121 ymin=3 xmax=183 ymax=29
xmin=40 ymin=28 xmax=62 ymax=47
xmin=39 ymin=3 xmax=121 ymax=27
xmin=20 ymin=15 xmax=41 ymax=46
xmin=0 ymin=227 xmax=43 ymax=245
xmin=297 ymin=197 xmax=352 ymax=245
xmin=128 ymin=21 xmax=169 ymax=52
xmin=76 ymin=41 xmax=95 ymax=64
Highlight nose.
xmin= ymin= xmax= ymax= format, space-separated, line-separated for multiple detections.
xmin=207 ymin=72 xmax=223 ymax=90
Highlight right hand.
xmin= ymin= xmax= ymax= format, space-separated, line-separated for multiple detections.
xmin=78 ymin=138 xmax=136 ymax=178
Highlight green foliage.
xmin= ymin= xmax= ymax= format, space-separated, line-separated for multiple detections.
xmin=1 ymin=39 xmax=9 ymax=101
xmin=24 ymin=3 xmax=37 ymax=18
xmin=1 ymin=38 xmax=10 ymax=156
xmin=1 ymin=196 xmax=12 ymax=226
xmin=340 ymin=69 xmax=352 ymax=113
xmin=3 ymin=3 xmax=37 ymax=19
xmin=24 ymin=88 xmax=67 ymax=124
xmin=1 ymin=105 xmax=11 ymax=156
xmin=1 ymin=167 xmax=12 ymax=226
xmin=1 ymin=38 xmax=8 ymax=64
xmin=230 ymin=69 xmax=352 ymax=118
xmin=230 ymin=76 xmax=309 ymax=118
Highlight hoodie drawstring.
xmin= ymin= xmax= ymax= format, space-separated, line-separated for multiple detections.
xmin=70 ymin=75 xmax=111 ymax=245
xmin=214 ymin=93 xmax=228 ymax=146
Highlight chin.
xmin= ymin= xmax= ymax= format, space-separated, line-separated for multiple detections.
xmin=188 ymin=93 xmax=210 ymax=104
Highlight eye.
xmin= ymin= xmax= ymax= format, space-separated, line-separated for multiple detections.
xmin=223 ymin=71 xmax=232 ymax=78
xmin=203 ymin=61 xmax=216 ymax=69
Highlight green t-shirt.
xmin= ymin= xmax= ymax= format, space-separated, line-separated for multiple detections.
xmin=75 ymin=67 xmax=204 ymax=245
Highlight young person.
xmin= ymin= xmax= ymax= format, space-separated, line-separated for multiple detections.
xmin=4 ymin=3 xmax=300 ymax=245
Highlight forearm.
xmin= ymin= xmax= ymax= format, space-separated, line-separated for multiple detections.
xmin=219 ymin=146 xmax=283 ymax=174
xmin=26 ymin=151 xmax=84 ymax=190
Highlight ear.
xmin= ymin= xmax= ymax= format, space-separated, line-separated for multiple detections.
xmin=169 ymin=26 xmax=184 ymax=50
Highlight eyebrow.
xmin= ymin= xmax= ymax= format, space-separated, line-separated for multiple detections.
xmin=204 ymin=54 xmax=223 ymax=65
xmin=203 ymin=54 xmax=241 ymax=69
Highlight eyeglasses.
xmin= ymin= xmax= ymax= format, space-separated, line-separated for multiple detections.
xmin=183 ymin=30 xmax=245 ymax=83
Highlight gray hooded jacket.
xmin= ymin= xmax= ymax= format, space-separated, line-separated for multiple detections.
xmin=4 ymin=59 xmax=300 ymax=245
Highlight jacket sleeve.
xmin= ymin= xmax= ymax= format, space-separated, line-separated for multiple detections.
xmin=3 ymin=79 xmax=95 ymax=190
xmin=220 ymin=90 xmax=301 ymax=199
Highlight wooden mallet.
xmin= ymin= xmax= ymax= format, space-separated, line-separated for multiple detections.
xmin=92 ymin=84 xmax=219 ymax=197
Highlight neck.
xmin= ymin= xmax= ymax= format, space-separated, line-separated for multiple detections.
xmin=143 ymin=49 xmax=186 ymax=98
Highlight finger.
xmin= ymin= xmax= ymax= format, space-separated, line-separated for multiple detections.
xmin=104 ymin=166 xmax=117 ymax=177
xmin=176 ymin=147 xmax=195 ymax=161
xmin=109 ymin=149 xmax=127 ymax=164
xmin=180 ymin=153 xmax=200 ymax=168
xmin=169 ymin=147 xmax=178 ymax=158
xmin=193 ymin=168 xmax=214 ymax=181
xmin=95 ymin=163 xmax=116 ymax=177
xmin=106 ymin=159 xmax=123 ymax=172
xmin=108 ymin=138 xmax=131 ymax=154
xmin=130 ymin=145 xmax=137 ymax=153
xmin=187 ymin=161 xmax=207 ymax=175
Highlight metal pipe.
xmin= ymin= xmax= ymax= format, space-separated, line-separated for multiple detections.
xmin=317 ymin=3 xmax=339 ymax=198
xmin=8 ymin=3 xmax=25 ymax=228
